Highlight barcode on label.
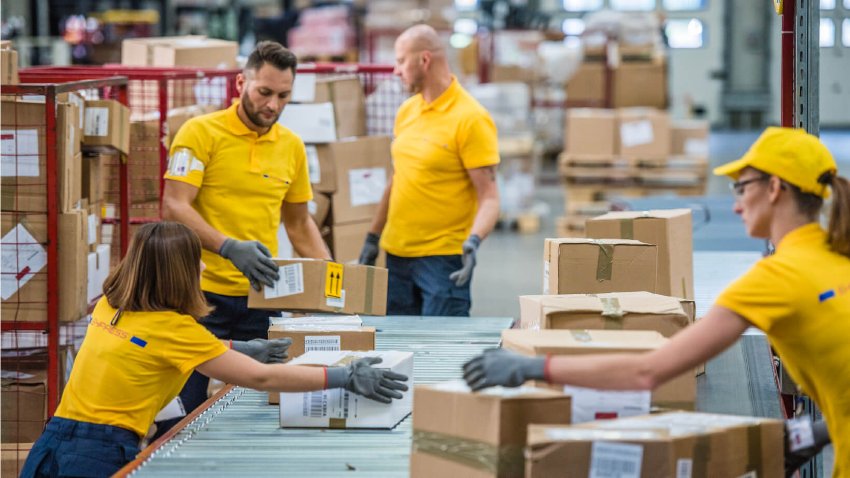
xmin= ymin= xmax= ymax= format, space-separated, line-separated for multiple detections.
xmin=342 ymin=391 xmax=350 ymax=419
xmin=589 ymin=441 xmax=643 ymax=478
xmin=265 ymin=263 xmax=305 ymax=298
xmin=305 ymin=335 xmax=341 ymax=352
xmin=676 ymin=459 xmax=693 ymax=478
xmin=304 ymin=391 xmax=327 ymax=418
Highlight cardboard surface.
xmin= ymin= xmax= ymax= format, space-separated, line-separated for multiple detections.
xmin=411 ymin=381 xmax=571 ymax=477
xmin=617 ymin=108 xmax=670 ymax=159
xmin=613 ymin=61 xmax=668 ymax=109
xmin=585 ymin=209 xmax=693 ymax=299
xmin=151 ymin=38 xmax=238 ymax=68
xmin=329 ymin=220 xmax=386 ymax=267
xmin=279 ymin=350 xmax=413 ymax=429
xmin=314 ymin=77 xmax=367 ymax=139
xmin=247 ymin=259 xmax=388 ymax=315
xmin=543 ymin=238 xmax=658 ymax=295
xmin=121 ymin=35 xmax=207 ymax=66
xmin=564 ymin=109 xmax=617 ymax=156
xmin=1 ymin=49 xmax=19 ymax=85
xmin=308 ymin=192 xmax=332 ymax=227
xmin=81 ymin=153 xmax=106 ymax=204
xmin=1 ymin=443 xmax=33 ymax=478
xmin=278 ymin=103 xmax=337 ymax=144
xmin=82 ymin=100 xmax=130 ymax=155
xmin=128 ymin=119 xmax=163 ymax=203
xmin=671 ymin=120 xmax=710 ymax=156
xmin=57 ymin=102 xmax=82 ymax=212
xmin=1 ymin=372 xmax=46 ymax=443
xmin=565 ymin=63 xmax=605 ymax=105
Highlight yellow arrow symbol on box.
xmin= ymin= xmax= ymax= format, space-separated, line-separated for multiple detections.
xmin=325 ymin=262 xmax=344 ymax=298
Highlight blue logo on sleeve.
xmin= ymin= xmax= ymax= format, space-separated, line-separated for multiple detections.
xmin=818 ymin=290 xmax=835 ymax=303
xmin=130 ymin=336 xmax=148 ymax=348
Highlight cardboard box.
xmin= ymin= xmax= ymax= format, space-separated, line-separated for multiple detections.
xmin=279 ymin=350 xmax=413 ymax=428
xmin=87 ymin=244 xmax=110 ymax=303
xmin=543 ymin=238 xmax=657 ymax=295
xmin=121 ymin=35 xmax=207 ymax=66
xmin=586 ymin=209 xmax=693 ymax=299
xmin=613 ymin=61 xmax=668 ymax=109
xmin=278 ymin=103 xmax=337 ymax=144
xmin=670 ymin=120 xmax=709 ymax=156
xmin=564 ymin=109 xmax=617 ymax=157
xmin=151 ymin=38 xmax=238 ymax=68
xmin=85 ymin=201 xmax=102 ymax=251
xmin=617 ymin=108 xmax=670 ymax=159
xmin=314 ymin=77 xmax=367 ymax=139
xmin=1 ymin=443 xmax=33 ymax=478
xmin=247 ymin=259 xmax=388 ymax=315
xmin=565 ymin=62 xmax=605 ymax=105
xmin=519 ymin=292 xmax=689 ymax=339
xmin=81 ymin=153 xmax=106 ymax=204
xmin=82 ymin=100 xmax=130 ymax=155
xmin=502 ymin=329 xmax=696 ymax=410
xmin=1 ymin=48 xmax=19 ymax=85
xmin=1 ymin=371 xmax=46 ymax=443
xmin=329 ymin=221 xmax=386 ymax=266
xmin=1 ymin=211 xmax=89 ymax=322
xmin=267 ymin=324 xmax=376 ymax=404
xmin=410 ymin=381 xmax=572 ymax=478
xmin=58 ymin=103 xmax=83 ymax=211
xmin=128 ymin=119 xmax=163 ymax=203
xmin=526 ymin=412 xmax=783 ymax=477
xmin=308 ymin=192 xmax=331 ymax=227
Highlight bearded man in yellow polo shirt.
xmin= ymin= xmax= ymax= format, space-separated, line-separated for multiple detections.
xmin=159 ymin=41 xmax=330 ymax=433
xmin=358 ymin=25 xmax=500 ymax=317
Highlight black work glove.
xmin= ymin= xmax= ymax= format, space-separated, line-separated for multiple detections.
xmin=326 ymin=357 xmax=409 ymax=404
xmin=231 ymin=338 xmax=292 ymax=364
xmin=462 ymin=347 xmax=546 ymax=391
xmin=449 ymin=234 xmax=481 ymax=287
xmin=219 ymin=238 xmax=279 ymax=291
xmin=784 ymin=418 xmax=831 ymax=477
xmin=358 ymin=232 xmax=380 ymax=266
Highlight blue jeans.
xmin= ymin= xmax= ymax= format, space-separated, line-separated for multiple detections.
xmin=386 ymin=253 xmax=471 ymax=317
xmin=152 ymin=291 xmax=272 ymax=440
xmin=20 ymin=417 xmax=140 ymax=478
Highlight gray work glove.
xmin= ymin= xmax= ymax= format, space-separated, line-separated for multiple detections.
xmin=231 ymin=338 xmax=292 ymax=364
xmin=326 ymin=357 xmax=409 ymax=404
xmin=784 ymin=418 xmax=831 ymax=477
xmin=462 ymin=348 xmax=546 ymax=392
xmin=358 ymin=232 xmax=380 ymax=266
xmin=219 ymin=238 xmax=279 ymax=291
xmin=449 ymin=234 xmax=481 ymax=287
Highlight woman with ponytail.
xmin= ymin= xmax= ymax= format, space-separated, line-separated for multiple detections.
xmin=463 ymin=127 xmax=850 ymax=477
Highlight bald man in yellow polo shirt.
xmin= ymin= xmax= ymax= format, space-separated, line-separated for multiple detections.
xmin=358 ymin=25 xmax=500 ymax=317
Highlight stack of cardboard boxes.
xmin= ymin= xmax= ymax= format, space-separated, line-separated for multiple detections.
xmin=557 ymin=108 xmax=708 ymax=237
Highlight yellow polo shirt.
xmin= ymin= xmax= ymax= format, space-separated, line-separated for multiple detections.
xmin=55 ymin=298 xmax=227 ymax=437
xmin=716 ymin=223 xmax=850 ymax=477
xmin=381 ymin=77 xmax=499 ymax=257
xmin=165 ymin=102 xmax=313 ymax=296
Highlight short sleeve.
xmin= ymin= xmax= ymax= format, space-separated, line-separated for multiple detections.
xmin=160 ymin=316 xmax=228 ymax=373
xmin=457 ymin=112 xmax=500 ymax=170
xmin=164 ymin=118 xmax=209 ymax=188
xmin=715 ymin=258 xmax=797 ymax=333
xmin=283 ymin=141 xmax=313 ymax=203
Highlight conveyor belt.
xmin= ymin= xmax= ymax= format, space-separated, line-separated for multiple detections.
xmin=124 ymin=251 xmax=784 ymax=476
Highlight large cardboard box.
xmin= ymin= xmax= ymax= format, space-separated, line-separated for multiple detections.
xmin=1 ymin=48 xmax=19 ymax=85
xmin=410 ymin=381 xmax=572 ymax=478
xmin=617 ymin=108 xmax=670 ymax=159
xmin=314 ymin=77 xmax=367 ymax=139
xmin=81 ymin=153 xmax=106 ymax=204
xmin=151 ymin=38 xmax=238 ymax=68
xmin=279 ymin=350 xmax=413 ymax=428
xmin=308 ymin=192 xmax=331 ymax=227
xmin=329 ymin=220 xmax=386 ymax=267
xmin=670 ymin=120 xmax=709 ymax=156
xmin=1 ymin=443 xmax=33 ymax=478
xmin=247 ymin=259 xmax=388 ymax=315
xmin=267 ymin=324 xmax=376 ymax=404
xmin=564 ymin=109 xmax=617 ymax=157
xmin=613 ymin=61 xmax=668 ymax=109
xmin=526 ymin=412 xmax=783 ymax=477
xmin=565 ymin=63 xmax=605 ymax=105
xmin=121 ymin=35 xmax=207 ymax=66
xmin=58 ymin=103 xmax=83 ymax=212
xmin=543 ymin=238 xmax=657 ymax=295
xmin=1 ymin=211 xmax=89 ymax=322
xmin=586 ymin=209 xmax=694 ymax=299
xmin=519 ymin=292 xmax=689 ymax=339
xmin=502 ymin=329 xmax=696 ymax=410
xmin=83 ymin=100 xmax=130 ymax=155
xmin=1 ymin=371 xmax=46 ymax=442
xmin=128 ymin=119 xmax=164 ymax=203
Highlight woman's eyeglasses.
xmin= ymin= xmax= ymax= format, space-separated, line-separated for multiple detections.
xmin=730 ymin=175 xmax=769 ymax=197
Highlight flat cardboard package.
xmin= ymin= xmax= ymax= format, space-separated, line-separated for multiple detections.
xmin=543 ymin=238 xmax=657 ymax=295
xmin=314 ymin=77 xmax=367 ymax=139
xmin=121 ymin=35 xmax=207 ymax=66
xmin=247 ymin=259 xmax=388 ymax=316
xmin=267 ymin=324 xmax=376 ymax=404
xmin=1 ymin=211 xmax=88 ymax=322
xmin=617 ymin=108 xmax=670 ymax=159
xmin=670 ymin=119 xmax=709 ymax=156
xmin=564 ymin=109 xmax=617 ymax=157
xmin=526 ymin=412 xmax=783 ymax=477
xmin=82 ymin=100 xmax=130 ymax=155
xmin=411 ymin=381 xmax=572 ymax=478
xmin=279 ymin=350 xmax=413 ymax=428
xmin=502 ymin=329 xmax=696 ymax=410
xmin=586 ymin=209 xmax=694 ymax=299
xmin=519 ymin=292 xmax=689 ymax=339
xmin=1 ymin=48 xmax=19 ymax=85
xmin=151 ymin=38 xmax=238 ymax=68
xmin=278 ymin=103 xmax=337 ymax=144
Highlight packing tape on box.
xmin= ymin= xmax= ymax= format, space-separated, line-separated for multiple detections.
xmin=412 ymin=430 xmax=523 ymax=475
xmin=364 ymin=266 xmax=374 ymax=315
xmin=593 ymin=241 xmax=614 ymax=281
xmin=619 ymin=219 xmax=634 ymax=239
xmin=599 ymin=297 xmax=625 ymax=330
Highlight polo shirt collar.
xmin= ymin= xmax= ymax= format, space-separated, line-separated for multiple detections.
xmin=775 ymin=222 xmax=825 ymax=252
xmin=225 ymin=101 xmax=280 ymax=142
xmin=420 ymin=76 xmax=460 ymax=113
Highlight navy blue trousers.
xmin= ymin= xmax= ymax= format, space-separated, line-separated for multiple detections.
xmin=386 ymin=253 xmax=472 ymax=317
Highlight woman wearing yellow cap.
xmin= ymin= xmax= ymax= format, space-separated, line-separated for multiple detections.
xmin=463 ymin=127 xmax=850 ymax=476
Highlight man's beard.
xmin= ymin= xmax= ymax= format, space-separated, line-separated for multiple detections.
xmin=241 ymin=91 xmax=281 ymax=128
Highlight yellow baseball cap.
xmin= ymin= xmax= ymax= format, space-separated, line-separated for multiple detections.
xmin=713 ymin=127 xmax=837 ymax=198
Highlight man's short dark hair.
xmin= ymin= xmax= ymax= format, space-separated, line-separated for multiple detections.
xmin=245 ymin=41 xmax=297 ymax=75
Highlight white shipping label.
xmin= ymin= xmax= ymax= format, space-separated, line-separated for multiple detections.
xmin=1 ymin=129 xmax=41 ymax=177
xmin=620 ymin=120 xmax=654 ymax=148
xmin=264 ymin=263 xmax=305 ymax=298
xmin=305 ymin=335 xmax=341 ymax=352
xmin=306 ymin=146 xmax=320 ymax=184
xmin=326 ymin=289 xmax=345 ymax=308
xmin=348 ymin=168 xmax=386 ymax=207
xmin=87 ymin=214 xmax=98 ymax=245
xmin=1 ymin=224 xmax=48 ymax=301
xmin=676 ymin=459 xmax=693 ymax=478
xmin=589 ymin=441 xmax=643 ymax=478
xmin=683 ymin=138 xmax=709 ymax=156
xmin=300 ymin=388 xmax=351 ymax=419
xmin=786 ymin=417 xmax=816 ymax=452
xmin=562 ymin=385 xmax=651 ymax=424
xmin=84 ymin=107 xmax=110 ymax=137
xmin=292 ymin=73 xmax=317 ymax=102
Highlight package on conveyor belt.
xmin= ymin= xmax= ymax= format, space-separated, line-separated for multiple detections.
xmin=266 ymin=324 xmax=376 ymax=404
xmin=526 ymin=411 xmax=783 ymax=477
xmin=502 ymin=329 xmax=695 ymax=415
xmin=279 ymin=350 xmax=413 ymax=429
xmin=543 ymin=238 xmax=658 ymax=295
xmin=247 ymin=259 xmax=388 ymax=316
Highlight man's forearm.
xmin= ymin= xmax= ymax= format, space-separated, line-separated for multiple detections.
xmin=287 ymin=217 xmax=331 ymax=259
xmin=368 ymin=181 xmax=392 ymax=235
xmin=162 ymin=200 xmax=228 ymax=253
xmin=470 ymin=196 xmax=499 ymax=240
